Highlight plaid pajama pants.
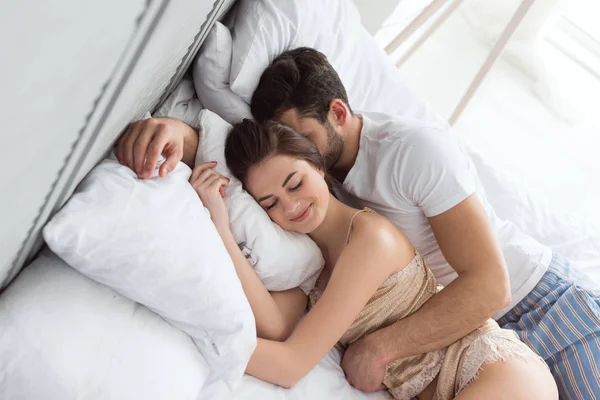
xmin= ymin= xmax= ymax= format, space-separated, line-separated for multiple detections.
xmin=498 ymin=255 xmax=600 ymax=400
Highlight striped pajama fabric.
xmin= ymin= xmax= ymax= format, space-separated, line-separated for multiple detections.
xmin=498 ymin=255 xmax=600 ymax=400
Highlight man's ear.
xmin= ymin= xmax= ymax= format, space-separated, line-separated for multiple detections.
xmin=328 ymin=99 xmax=348 ymax=127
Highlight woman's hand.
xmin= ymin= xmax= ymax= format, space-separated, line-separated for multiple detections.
xmin=190 ymin=162 xmax=230 ymax=233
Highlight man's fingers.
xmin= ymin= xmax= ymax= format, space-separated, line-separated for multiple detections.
xmin=123 ymin=122 xmax=142 ymax=171
xmin=117 ymin=122 xmax=139 ymax=165
xmin=160 ymin=146 xmax=184 ymax=177
xmin=116 ymin=128 xmax=129 ymax=164
xmin=133 ymin=124 xmax=155 ymax=177
xmin=142 ymin=127 xmax=169 ymax=178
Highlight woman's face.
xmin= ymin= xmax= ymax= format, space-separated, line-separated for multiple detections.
xmin=246 ymin=155 xmax=330 ymax=234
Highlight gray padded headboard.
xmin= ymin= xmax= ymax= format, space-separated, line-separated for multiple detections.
xmin=0 ymin=0 xmax=237 ymax=290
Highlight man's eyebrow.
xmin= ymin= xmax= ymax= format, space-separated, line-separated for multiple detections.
xmin=282 ymin=171 xmax=297 ymax=187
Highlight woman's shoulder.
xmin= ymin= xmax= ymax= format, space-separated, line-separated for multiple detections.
xmin=349 ymin=210 xmax=415 ymax=265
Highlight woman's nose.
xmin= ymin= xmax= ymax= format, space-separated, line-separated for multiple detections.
xmin=281 ymin=196 xmax=300 ymax=217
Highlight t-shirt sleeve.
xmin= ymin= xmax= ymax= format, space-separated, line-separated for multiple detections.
xmin=394 ymin=125 xmax=476 ymax=218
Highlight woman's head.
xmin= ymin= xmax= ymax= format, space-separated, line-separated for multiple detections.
xmin=225 ymin=119 xmax=330 ymax=233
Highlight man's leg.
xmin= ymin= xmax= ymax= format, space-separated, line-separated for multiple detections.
xmin=498 ymin=255 xmax=600 ymax=400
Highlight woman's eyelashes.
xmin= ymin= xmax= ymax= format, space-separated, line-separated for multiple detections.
xmin=266 ymin=200 xmax=278 ymax=211
xmin=289 ymin=180 xmax=303 ymax=191
xmin=264 ymin=180 xmax=303 ymax=211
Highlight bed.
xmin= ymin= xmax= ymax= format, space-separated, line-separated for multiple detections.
xmin=1 ymin=1 xmax=598 ymax=399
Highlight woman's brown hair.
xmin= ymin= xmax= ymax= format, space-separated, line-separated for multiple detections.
xmin=225 ymin=119 xmax=325 ymax=188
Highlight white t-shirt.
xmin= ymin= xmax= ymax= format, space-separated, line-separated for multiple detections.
xmin=342 ymin=111 xmax=552 ymax=319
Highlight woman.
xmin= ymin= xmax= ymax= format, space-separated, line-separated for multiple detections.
xmin=189 ymin=119 xmax=557 ymax=400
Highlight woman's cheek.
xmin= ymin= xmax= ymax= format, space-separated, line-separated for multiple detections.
xmin=272 ymin=210 xmax=285 ymax=228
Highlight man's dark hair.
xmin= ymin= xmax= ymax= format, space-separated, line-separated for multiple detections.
xmin=251 ymin=47 xmax=352 ymax=123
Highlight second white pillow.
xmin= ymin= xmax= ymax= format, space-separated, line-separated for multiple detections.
xmin=43 ymin=150 xmax=256 ymax=390
xmin=196 ymin=110 xmax=324 ymax=294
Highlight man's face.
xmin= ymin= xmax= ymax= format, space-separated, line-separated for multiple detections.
xmin=278 ymin=108 xmax=344 ymax=170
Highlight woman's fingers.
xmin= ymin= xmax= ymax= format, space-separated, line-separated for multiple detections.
xmin=208 ymin=174 xmax=230 ymax=189
xmin=190 ymin=162 xmax=217 ymax=183
xmin=191 ymin=163 xmax=231 ymax=189
xmin=195 ymin=175 xmax=229 ymax=200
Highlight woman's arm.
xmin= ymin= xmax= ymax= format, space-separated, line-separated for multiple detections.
xmin=219 ymin=228 xmax=308 ymax=341
xmin=245 ymin=217 xmax=414 ymax=388
xmin=190 ymin=163 xmax=307 ymax=341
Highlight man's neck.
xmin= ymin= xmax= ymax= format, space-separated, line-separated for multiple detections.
xmin=330 ymin=114 xmax=363 ymax=182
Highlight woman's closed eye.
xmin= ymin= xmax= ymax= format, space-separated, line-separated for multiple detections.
xmin=289 ymin=180 xmax=303 ymax=191
xmin=265 ymin=199 xmax=278 ymax=211
xmin=264 ymin=180 xmax=303 ymax=211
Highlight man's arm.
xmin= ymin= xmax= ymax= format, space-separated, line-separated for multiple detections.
xmin=373 ymin=194 xmax=509 ymax=355
xmin=342 ymin=194 xmax=511 ymax=391
xmin=117 ymin=117 xmax=199 ymax=178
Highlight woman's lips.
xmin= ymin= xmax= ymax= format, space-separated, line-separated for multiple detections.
xmin=291 ymin=204 xmax=312 ymax=223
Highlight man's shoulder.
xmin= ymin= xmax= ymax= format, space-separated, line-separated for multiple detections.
xmin=360 ymin=111 xmax=448 ymax=143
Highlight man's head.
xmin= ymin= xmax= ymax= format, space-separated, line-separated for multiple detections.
xmin=251 ymin=47 xmax=352 ymax=169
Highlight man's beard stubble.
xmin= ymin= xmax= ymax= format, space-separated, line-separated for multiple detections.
xmin=323 ymin=120 xmax=344 ymax=170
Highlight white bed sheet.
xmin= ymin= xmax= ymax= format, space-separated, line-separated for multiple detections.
xmin=468 ymin=146 xmax=600 ymax=284
xmin=196 ymin=347 xmax=391 ymax=400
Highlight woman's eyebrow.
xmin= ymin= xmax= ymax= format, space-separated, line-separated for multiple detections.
xmin=258 ymin=194 xmax=273 ymax=203
xmin=257 ymin=171 xmax=298 ymax=203
xmin=282 ymin=171 xmax=297 ymax=187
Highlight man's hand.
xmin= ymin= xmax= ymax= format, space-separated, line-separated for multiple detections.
xmin=116 ymin=117 xmax=198 ymax=179
xmin=342 ymin=335 xmax=387 ymax=392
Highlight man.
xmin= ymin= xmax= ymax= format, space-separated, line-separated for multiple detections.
xmin=118 ymin=48 xmax=600 ymax=399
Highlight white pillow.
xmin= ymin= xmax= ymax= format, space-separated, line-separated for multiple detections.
xmin=0 ymin=248 xmax=210 ymax=400
xmin=154 ymin=76 xmax=204 ymax=127
xmin=196 ymin=109 xmax=324 ymax=294
xmin=43 ymin=151 xmax=256 ymax=389
xmin=193 ymin=21 xmax=252 ymax=123
xmin=227 ymin=0 xmax=440 ymax=124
